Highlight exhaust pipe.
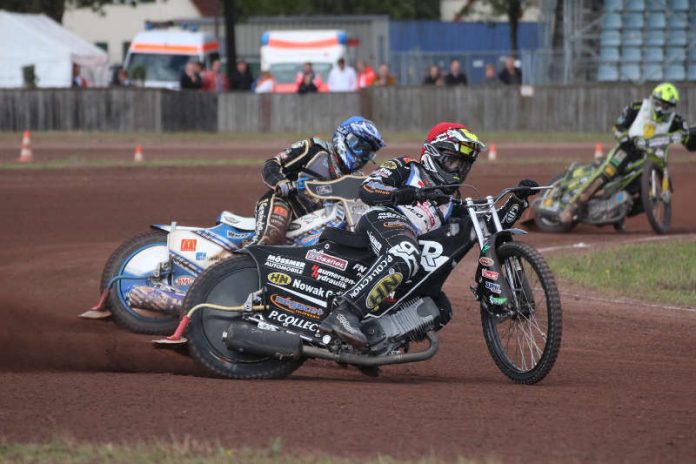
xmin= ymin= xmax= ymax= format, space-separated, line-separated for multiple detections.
xmin=302 ymin=331 xmax=439 ymax=367
xmin=223 ymin=322 xmax=303 ymax=360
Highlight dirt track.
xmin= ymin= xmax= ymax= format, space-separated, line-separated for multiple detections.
xmin=1 ymin=142 xmax=696 ymax=462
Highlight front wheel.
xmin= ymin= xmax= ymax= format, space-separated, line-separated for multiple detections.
xmin=641 ymin=162 xmax=671 ymax=234
xmin=101 ymin=230 xmax=180 ymax=335
xmin=183 ymin=255 xmax=304 ymax=379
xmin=480 ymin=242 xmax=562 ymax=384
xmin=532 ymin=202 xmax=577 ymax=233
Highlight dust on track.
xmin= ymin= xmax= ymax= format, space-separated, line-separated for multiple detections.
xmin=1 ymin=142 xmax=695 ymax=463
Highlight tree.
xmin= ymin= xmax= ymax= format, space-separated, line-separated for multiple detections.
xmin=456 ymin=0 xmax=523 ymax=53
xmin=233 ymin=0 xmax=440 ymax=21
xmin=0 ymin=0 xmax=119 ymax=23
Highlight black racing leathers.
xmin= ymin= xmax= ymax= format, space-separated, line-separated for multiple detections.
xmin=611 ymin=101 xmax=690 ymax=177
xmin=254 ymin=138 xmax=346 ymax=245
xmin=337 ymin=157 xmax=526 ymax=318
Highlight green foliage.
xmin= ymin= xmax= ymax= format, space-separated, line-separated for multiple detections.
xmin=547 ymin=240 xmax=696 ymax=307
xmin=233 ymin=0 xmax=440 ymax=21
xmin=0 ymin=0 xmax=111 ymax=23
xmin=0 ymin=436 xmax=486 ymax=464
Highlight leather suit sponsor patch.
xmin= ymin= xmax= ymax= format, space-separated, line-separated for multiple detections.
xmin=366 ymin=273 xmax=403 ymax=309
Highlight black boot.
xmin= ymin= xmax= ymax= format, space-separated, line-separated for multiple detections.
xmin=318 ymin=301 xmax=368 ymax=349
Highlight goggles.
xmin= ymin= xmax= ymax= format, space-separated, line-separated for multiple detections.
xmin=346 ymin=133 xmax=376 ymax=160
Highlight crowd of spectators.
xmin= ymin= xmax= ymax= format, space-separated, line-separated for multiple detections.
xmin=103 ymin=55 xmax=522 ymax=92
xmin=422 ymin=57 xmax=522 ymax=87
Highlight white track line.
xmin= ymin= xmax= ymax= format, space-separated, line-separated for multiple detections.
xmin=561 ymin=292 xmax=696 ymax=313
xmin=539 ymin=233 xmax=696 ymax=313
xmin=538 ymin=233 xmax=696 ymax=253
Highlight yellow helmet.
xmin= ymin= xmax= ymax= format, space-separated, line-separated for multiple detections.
xmin=651 ymin=82 xmax=679 ymax=121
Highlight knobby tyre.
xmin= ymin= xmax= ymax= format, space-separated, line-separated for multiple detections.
xmin=641 ymin=161 xmax=671 ymax=234
xmin=480 ymin=241 xmax=562 ymax=384
xmin=183 ymin=255 xmax=304 ymax=379
xmin=101 ymin=230 xmax=180 ymax=335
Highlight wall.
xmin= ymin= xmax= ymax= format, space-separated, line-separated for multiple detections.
xmin=2 ymin=85 xmax=695 ymax=134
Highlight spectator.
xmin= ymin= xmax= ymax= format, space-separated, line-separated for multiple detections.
xmin=72 ymin=63 xmax=89 ymax=88
xmin=373 ymin=64 xmax=397 ymax=87
xmin=202 ymin=58 xmax=230 ymax=92
xmin=230 ymin=59 xmax=254 ymax=91
xmin=480 ymin=63 xmax=500 ymax=86
xmin=327 ymin=58 xmax=357 ymax=92
xmin=255 ymin=71 xmax=275 ymax=93
xmin=111 ymin=66 xmax=133 ymax=87
xmin=423 ymin=64 xmax=444 ymax=86
xmin=498 ymin=56 xmax=522 ymax=85
xmin=444 ymin=59 xmax=468 ymax=86
xmin=357 ymin=59 xmax=376 ymax=88
xmin=295 ymin=62 xmax=324 ymax=93
xmin=180 ymin=61 xmax=202 ymax=90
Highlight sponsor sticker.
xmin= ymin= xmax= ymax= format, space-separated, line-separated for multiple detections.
xmin=315 ymin=184 xmax=333 ymax=195
xmin=479 ymin=257 xmax=495 ymax=267
xmin=352 ymin=263 xmax=368 ymax=274
xmin=366 ymin=273 xmax=403 ymax=310
xmin=348 ymin=256 xmax=394 ymax=299
xmin=489 ymin=295 xmax=508 ymax=305
xmin=268 ymin=272 xmax=292 ymax=285
xmin=481 ymin=269 xmax=499 ymax=281
xmin=420 ymin=240 xmax=448 ymax=271
xmin=382 ymin=160 xmax=397 ymax=170
xmin=481 ymin=243 xmax=490 ymax=253
xmin=305 ymin=249 xmax=348 ymax=271
xmin=180 ymin=239 xmax=197 ymax=252
xmin=195 ymin=252 xmax=207 ymax=261
xmin=267 ymin=310 xmax=318 ymax=331
xmin=265 ymin=255 xmax=306 ymax=274
xmin=227 ymin=230 xmax=252 ymax=239
xmin=273 ymin=206 xmax=289 ymax=217
xmin=311 ymin=264 xmax=356 ymax=289
xmin=174 ymin=275 xmax=195 ymax=287
xmin=291 ymin=279 xmax=326 ymax=298
xmin=270 ymin=294 xmax=323 ymax=318
xmin=485 ymin=281 xmax=502 ymax=294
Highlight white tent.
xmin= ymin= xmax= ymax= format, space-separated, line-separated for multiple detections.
xmin=0 ymin=10 xmax=109 ymax=88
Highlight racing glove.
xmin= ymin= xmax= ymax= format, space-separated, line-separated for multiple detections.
xmin=391 ymin=187 xmax=418 ymax=205
xmin=515 ymin=179 xmax=539 ymax=200
xmin=274 ymin=180 xmax=295 ymax=197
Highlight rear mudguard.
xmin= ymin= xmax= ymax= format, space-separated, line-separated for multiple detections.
xmin=151 ymin=224 xmax=201 ymax=232
xmin=475 ymin=229 xmax=527 ymax=312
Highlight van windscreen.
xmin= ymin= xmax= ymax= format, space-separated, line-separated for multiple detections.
xmin=127 ymin=53 xmax=191 ymax=82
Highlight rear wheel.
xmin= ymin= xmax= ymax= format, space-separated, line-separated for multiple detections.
xmin=101 ymin=230 xmax=180 ymax=335
xmin=184 ymin=255 xmax=304 ymax=379
xmin=641 ymin=162 xmax=671 ymax=234
xmin=481 ymin=242 xmax=562 ymax=384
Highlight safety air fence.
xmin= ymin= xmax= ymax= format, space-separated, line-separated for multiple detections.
xmin=1 ymin=84 xmax=696 ymax=134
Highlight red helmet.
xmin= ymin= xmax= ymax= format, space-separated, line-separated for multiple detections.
xmin=420 ymin=122 xmax=485 ymax=188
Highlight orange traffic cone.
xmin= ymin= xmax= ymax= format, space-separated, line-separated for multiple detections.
xmin=134 ymin=144 xmax=144 ymax=163
xmin=594 ymin=143 xmax=603 ymax=159
xmin=18 ymin=130 xmax=33 ymax=163
xmin=488 ymin=143 xmax=497 ymax=161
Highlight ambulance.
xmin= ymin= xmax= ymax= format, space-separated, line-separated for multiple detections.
xmin=260 ymin=30 xmax=357 ymax=93
xmin=124 ymin=30 xmax=220 ymax=89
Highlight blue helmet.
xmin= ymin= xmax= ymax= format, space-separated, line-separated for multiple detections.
xmin=332 ymin=116 xmax=385 ymax=172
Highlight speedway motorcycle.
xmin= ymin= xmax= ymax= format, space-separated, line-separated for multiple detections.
xmin=532 ymin=132 xmax=684 ymax=234
xmin=80 ymin=176 xmax=369 ymax=335
xmin=159 ymin=184 xmax=562 ymax=384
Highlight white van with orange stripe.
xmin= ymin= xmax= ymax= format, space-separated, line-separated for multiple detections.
xmin=124 ymin=30 xmax=220 ymax=89
xmin=260 ymin=30 xmax=357 ymax=93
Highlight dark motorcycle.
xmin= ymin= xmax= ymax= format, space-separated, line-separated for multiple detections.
xmin=532 ymin=132 xmax=683 ymax=234
xmin=160 ymin=185 xmax=562 ymax=384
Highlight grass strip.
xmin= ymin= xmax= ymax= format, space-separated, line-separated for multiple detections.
xmin=546 ymin=240 xmax=696 ymax=307
xmin=0 ymin=436 xmax=487 ymax=464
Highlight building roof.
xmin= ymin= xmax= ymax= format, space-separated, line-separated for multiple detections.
xmin=191 ymin=0 xmax=217 ymax=17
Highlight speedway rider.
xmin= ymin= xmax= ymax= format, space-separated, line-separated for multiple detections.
xmin=558 ymin=82 xmax=696 ymax=224
xmin=253 ymin=116 xmax=385 ymax=245
xmin=319 ymin=122 xmax=538 ymax=348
